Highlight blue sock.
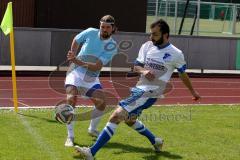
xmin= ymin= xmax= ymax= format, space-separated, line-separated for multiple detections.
xmin=90 ymin=122 xmax=117 ymax=156
xmin=132 ymin=120 xmax=156 ymax=145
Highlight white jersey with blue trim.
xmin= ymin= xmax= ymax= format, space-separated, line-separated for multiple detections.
xmin=71 ymin=28 xmax=117 ymax=80
xmin=135 ymin=41 xmax=186 ymax=94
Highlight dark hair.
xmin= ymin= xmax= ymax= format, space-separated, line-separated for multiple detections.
xmin=100 ymin=15 xmax=116 ymax=33
xmin=150 ymin=19 xmax=170 ymax=37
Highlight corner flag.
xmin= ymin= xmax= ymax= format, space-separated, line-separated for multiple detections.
xmin=0 ymin=2 xmax=13 ymax=35
xmin=0 ymin=2 xmax=18 ymax=112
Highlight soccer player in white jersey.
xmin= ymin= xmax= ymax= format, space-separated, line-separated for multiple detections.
xmin=75 ymin=19 xmax=201 ymax=159
xmin=64 ymin=15 xmax=118 ymax=147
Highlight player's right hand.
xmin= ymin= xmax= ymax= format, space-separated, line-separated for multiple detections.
xmin=143 ymin=70 xmax=155 ymax=81
xmin=67 ymin=50 xmax=76 ymax=61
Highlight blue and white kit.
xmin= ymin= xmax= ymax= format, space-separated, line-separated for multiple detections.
xmin=119 ymin=41 xmax=186 ymax=115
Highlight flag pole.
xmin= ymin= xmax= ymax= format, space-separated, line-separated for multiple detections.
xmin=10 ymin=28 xmax=18 ymax=112
xmin=0 ymin=2 xmax=18 ymax=112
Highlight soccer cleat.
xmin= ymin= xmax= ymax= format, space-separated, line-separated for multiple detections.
xmin=88 ymin=129 xmax=100 ymax=138
xmin=65 ymin=137 xmax=74 ymax=147
xmin=153 ymin=137 xmax=164 ymax=152
xmin=75 ymin=146 xmax=94 ymax=160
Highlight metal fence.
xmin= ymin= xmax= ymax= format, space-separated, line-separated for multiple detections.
xmin=147 ymin=0 xmax=240 ymax=36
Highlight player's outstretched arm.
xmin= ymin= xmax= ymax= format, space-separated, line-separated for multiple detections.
xmin=179 ymin=72 xmax=201 ymax=101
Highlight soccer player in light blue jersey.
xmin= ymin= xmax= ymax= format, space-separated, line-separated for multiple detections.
xmin=64 ymin=15 xmax=117 ymax=147
xmin=75 ymin=19 xmax=201 ymax=159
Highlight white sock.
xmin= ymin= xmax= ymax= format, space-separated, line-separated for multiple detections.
xmin=132 ymin=120 xmax=144 ymax=129
xmin=105 ymin=122 xmax=118 ymax=133
xmin=67 ymin=122 xmax=74 ymax=138
xmin=88 ymin=107 xmax=104 ymax=131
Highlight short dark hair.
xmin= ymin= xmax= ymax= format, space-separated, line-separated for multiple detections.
xmin=100 ymin=15 xmax=116 ymax=33
xmin=100 ymin=15 xmax=115 ymax=24
xmin=150 ymin=19 xmax=170 ymax=37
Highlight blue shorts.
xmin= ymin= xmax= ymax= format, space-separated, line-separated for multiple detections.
xmin=119 ymin=87 xmax=157 ymax=116
xmin=85 ymin=84 xmax=102 ymax=97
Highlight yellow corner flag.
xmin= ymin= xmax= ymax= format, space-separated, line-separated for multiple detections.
xmin=1 ymin=2 xmax=18 ymax=112
xmin=0 ymin=2 xmax=13 ymax=35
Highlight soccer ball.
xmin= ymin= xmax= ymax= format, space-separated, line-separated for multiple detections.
xmin=55 ymin=104 xmax=75 ymax=124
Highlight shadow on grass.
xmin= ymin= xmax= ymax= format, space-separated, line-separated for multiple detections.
xmin=106 ymin=142 xmax=182 ymax=159
xmin=72 ymin=142 xmax=182 ymax=159
xmin=142 ymin=151 xmax=182 ymax=160
xmin=17 ymin=113 xmax=57 ymax=123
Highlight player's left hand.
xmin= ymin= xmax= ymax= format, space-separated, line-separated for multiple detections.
xmin=192 ymin=91 xmax=201 ymax=101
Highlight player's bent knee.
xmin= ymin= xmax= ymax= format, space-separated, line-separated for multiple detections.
xmin=109 ymin=110 xmax=122 ymax=123
xmin=109 ymin=114 xmax=121 ymax=124
xmin=109 ymin=107 xmax=128 ymax=124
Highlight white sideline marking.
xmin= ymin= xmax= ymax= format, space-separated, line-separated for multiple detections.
xmin=18 ymin=115 xmax=60 ymax=160
xmin=17 ymin=102 xmax=61 ymax=160
xmin=1 ymin=79 xmax=240 ymax=84
xmin=1 ymin=95 xmax=240 ymax=100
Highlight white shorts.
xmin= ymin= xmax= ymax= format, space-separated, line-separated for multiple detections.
xmin=65 ymin=70 xmax=102 ymax=97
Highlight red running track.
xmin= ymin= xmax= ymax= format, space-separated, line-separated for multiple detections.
xmin=0 ymin=76 xmax=240 ymax=107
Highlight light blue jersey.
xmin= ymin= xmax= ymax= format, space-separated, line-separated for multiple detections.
xmin=73 ymin=28 xmax=117 ymax=79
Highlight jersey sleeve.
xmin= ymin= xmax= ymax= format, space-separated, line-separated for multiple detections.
xmin=99 ymin=42 xmax=118 ymax=65
xmin=75 ymin=28 xmax=93 ymax=45
xmin=174 ymin=52 xmax=187 ymax=73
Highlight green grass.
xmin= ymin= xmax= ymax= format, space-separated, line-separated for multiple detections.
xmin=0 ymin=105 xmax=240 ymax=160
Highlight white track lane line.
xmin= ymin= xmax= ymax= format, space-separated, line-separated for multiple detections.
xmin=0 ymin=79 xmax=240 ymax=83
xmin=1 ymin=95 xmax=240 ymax=100
xmin=1 ymin=87 xmax=240 ymax=91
